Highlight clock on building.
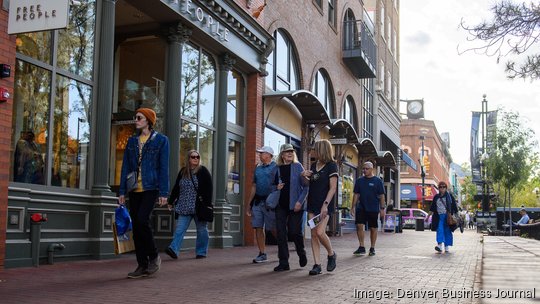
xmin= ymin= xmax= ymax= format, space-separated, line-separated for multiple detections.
xmin=406 ymin=100 xmax=424 ymax=119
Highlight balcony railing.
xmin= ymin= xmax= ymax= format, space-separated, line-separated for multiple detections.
xmin=342 ymin=19 xmax=377 ymax=78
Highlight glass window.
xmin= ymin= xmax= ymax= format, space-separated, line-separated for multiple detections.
xmin=313 ymin=0 xmax=323 ymax=8
xmin=341 ymin=164 xmax=356 ymax=214
xmin=266 ymin=30 xmax=299 ymax=92
xmin=52 ymin=76 xmax=92 ymax=188
xmin=181 ymin=43 xmax=200 ymax=121
xmin=57 ymin=0 xmax=96 ymax=79
xmin=343 ymin=96 xmax=357 ymax=131
xmin=227 ymin=70 xmax=244 ymax=126
xmin=11 ymin=61 xmax=51 ymax=184
xmin=380 ymin=5 xmax=385 ymax=39
xmin=328 ymin=0 xmax=336 ymax=27
xmin=362 ymin=79 xmax=374 ymax=139
xmin=413 ymin=210 xmax=426 ymax=218
xmin=264 ymin=127 xmax=287 ymax=158
xmin=16 ymin=32 xmax=52 ymax=64
xmin=311 ymin=70 xmax=334 ymax=117
xmin=199 ymin=51 xmax=216 ymax=126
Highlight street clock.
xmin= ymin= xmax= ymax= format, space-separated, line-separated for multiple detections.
xmin=406 ymin=100 xmax=424 ymax=119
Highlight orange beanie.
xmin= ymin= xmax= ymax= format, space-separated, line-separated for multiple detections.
xmin=136 ymin=108 xmax=157 ymax=126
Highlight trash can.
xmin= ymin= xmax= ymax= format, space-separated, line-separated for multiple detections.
xmin=415 ymin=217 xmax=425 ymax=231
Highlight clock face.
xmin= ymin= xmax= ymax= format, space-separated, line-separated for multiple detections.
xmin=408 ymin=101 xmax=422 ymax=114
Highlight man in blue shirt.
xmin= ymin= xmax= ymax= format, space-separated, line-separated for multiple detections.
xmin=246 ymin=146 xmax=277 ymax=263
xmin=352 ymin=161 xmax=385 ymax=256
xmin=515 ymin=208 xmax=530 ymax=226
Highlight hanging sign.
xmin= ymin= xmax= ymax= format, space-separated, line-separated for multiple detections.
xmin=8 ymin=0 xmax=69 ymax=35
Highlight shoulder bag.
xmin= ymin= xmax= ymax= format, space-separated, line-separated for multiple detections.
xmin=265 ymin=167 xmax=281 ymax=209
xmin=190 ymin=173 xmax=214 ymax=222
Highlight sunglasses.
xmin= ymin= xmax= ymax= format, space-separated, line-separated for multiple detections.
xmin=190 ymin=155 xmax=200 ymax=159
xmin=439 ymin=186 xmax=446 ymax=188
xmin=133 ymin=115 xmax=146 ymax=121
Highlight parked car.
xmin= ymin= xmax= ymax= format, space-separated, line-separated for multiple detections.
xmin=400 ymin=208 xmax=431 ymax=229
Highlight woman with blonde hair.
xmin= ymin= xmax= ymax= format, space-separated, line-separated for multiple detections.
xmin=273 ymin=144 xmax=309 ymax=271
xmin=165 ymin=150 xmax=213 ymax=259
xmin=302 ymin=139 xmax=338 ymax=275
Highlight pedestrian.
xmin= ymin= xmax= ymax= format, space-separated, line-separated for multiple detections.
xmin=426 ymin=181 xmax=458 ymax=254
xmin=14 ymin=130 xmax=44 ymax=184
xmin=351 ymin=161 xmax=386 ymax=256
xmin=273 ymin=144 xmax=309 ymax=272
xmin=165 ymin=150 xmax=213 ymax=260
xmin=514 ymin=208 xmax=530 ymax=226
xmin=246 ymin=146 xmax=277 ymax=264
xmin=468 ymin=211 xmax=474 ymax=229
xmin=302 ymin=139 xmax=338 ymax=275
xmin=465 ymin=211 xmax=471 ymax=229
xmin=119 ymin=108 xmax=169 ymax=278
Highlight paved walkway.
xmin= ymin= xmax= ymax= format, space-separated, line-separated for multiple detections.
xmin=0 ymin=229 xmax=484 ymax=304
xmin=481 ymin=236 xmax=540 ymax=304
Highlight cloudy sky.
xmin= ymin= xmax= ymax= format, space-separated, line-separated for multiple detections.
xmin=400 ymin=0 xmax=540 ymax=165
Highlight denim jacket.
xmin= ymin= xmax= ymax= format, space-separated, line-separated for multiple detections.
xmin=119 ymin=130 xmax=170 ymax=197
xmin=279 ymin=162 xmax=309 ymax=210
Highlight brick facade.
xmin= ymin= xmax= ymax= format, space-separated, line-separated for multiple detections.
xmin=0 ymin=0 xmax=16 ymax=267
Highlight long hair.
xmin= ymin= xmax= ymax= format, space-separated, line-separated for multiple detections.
xmin=276 ymin=150 xmax=299 ymax=166
xmin=181 ymin=150 xmax=201 ymax=179
xmin=313 ymin=139 xmax=334 ymax=163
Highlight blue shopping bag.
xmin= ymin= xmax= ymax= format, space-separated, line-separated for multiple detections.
xmin=115 ymin=205 xmax=132 ymax=236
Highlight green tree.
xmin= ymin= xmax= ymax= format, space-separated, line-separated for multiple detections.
xmin=485 ymin=109 xmax=539 ymax=209
xmin=461 ymin=1 xmax=540 ymax=80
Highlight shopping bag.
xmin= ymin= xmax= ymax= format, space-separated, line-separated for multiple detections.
xmin=113 ymin=222 xmax=135 ymax=254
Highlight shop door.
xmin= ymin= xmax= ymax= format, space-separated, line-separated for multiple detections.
xmin=227 ymin=134 xmax=243 ymax=246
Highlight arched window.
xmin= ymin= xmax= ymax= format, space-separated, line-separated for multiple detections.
xmin=266 ymin=29 xmax=299 ymax=91
xmin=311 ymin=69 xmax=334 ymax=117
xmin=343 ymin=9 xmax=358 ymax=51
xmin=343 ymin=96 xmax=358 ymax=131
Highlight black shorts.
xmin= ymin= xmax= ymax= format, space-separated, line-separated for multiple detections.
xmin=355 ymin=208 xmax=379 ymax=228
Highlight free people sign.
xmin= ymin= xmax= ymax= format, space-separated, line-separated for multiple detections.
xmin=7 ymin=0 xmax=69 ymax=35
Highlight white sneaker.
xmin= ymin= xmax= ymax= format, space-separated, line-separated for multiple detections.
xmin=445 ymin=247 xmax=450 ymax=253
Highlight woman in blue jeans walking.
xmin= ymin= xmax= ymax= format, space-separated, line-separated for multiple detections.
xmin=165 ymin=150 xmax=213 ymax=259
xmin=427 ymin=181 xmax=458 ymax=253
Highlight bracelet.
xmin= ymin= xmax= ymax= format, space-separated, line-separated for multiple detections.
xmin=323 ymin=201 xmax=329 ymax=205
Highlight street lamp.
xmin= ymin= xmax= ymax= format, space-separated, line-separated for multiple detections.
xmin=419 ymin=135 xmax=426 ymax=209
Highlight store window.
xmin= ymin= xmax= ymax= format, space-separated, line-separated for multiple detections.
xmin=266 ymin=29 xmax=299 ymax=92
xmin=11 ymin=0 xmax=96 ymax=188
xmin=312 ymin=69 xmax=334 ymax=118
xmin=179 ymin=43 xmax=216 ymax=171
xmin=264 ymin=127 xmax=302 ymax=161
xmin=341 ymin=163 xmax=357 ymax=215
xmin=227 ymin=70 xmax=245 ymax=126
xmin=362 ymin=79 xmax=374 ymax=139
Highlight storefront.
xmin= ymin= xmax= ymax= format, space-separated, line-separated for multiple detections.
xmin=4 ymin=0 xmax=272 ymax=267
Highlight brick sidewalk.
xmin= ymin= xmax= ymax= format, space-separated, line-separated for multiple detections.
xmin=0 ymin=229 xmax=482 ymax=304
xmin=481 ymin=236 xmax=540 ymax=304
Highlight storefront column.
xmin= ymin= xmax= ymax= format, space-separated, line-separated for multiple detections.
xmin=92 ymin=0 xmax=116 ymax=192
xmin=214 ymin=53 xmax=236 ymax=248
xmin=165 ymin=23 xmax=191 ymax=184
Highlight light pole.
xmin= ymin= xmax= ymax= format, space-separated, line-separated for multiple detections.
xmin=481 ymin=95 xmax=489 ymax=212
xmin=419 ymin=135 xmax=426 ymax=209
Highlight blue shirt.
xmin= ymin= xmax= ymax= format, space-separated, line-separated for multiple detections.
xmin=354 ymin=176 xmax=385 ymax=212
xmin=253 ymin=161 xmax=277 ymax=196
xmin=516 ymin=214 xmax=530 ymax=225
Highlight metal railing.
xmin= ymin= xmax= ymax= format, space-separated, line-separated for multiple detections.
xmin=343 ymin=19 xmax=376 ymax=66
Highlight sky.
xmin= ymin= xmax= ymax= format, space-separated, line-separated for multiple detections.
xmin=400 ymin=0 xmax=540 ymax=165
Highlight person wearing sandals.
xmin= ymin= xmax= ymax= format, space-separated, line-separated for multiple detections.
xmin=426 ymin=181 xmax=458 ymax=253
xmin=273 ymin=144 xmax=309 ymax=272
xmin=302 ymin=139 xmax=338 ymax=275
xmin=165 ymin=150 xmax=213 ymax=260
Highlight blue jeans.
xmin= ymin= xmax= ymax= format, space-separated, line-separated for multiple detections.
xmin=436 ymin=213 xmax=453 ymax=246
xmin=168 ymin=214 xmax=209 ymax=256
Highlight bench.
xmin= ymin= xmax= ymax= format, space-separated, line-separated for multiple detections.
xmin=517 ymin=221 xmax=540 ymax=240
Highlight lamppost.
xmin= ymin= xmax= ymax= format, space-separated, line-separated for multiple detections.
xmin=481 ymin=95 xmax=489 ymax=212
xmin=419 ymin=135 xmax=426 ymax=209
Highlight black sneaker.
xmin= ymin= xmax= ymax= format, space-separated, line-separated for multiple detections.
xmin=195 ymin=255 xmax=207 ymax=259
xmin=368 ymin=248 xmax=376 ymax=256
xmin=327 ymin=251 xmax=337 ymax=272
xmin=147 ymin=256 xmax=161 ymax=275
xmin=435 ymin=245 xmax=442 ymax=253
xmin=127 ymin=266 xmax=148 ymax=279
xmin=309 ymin=264 xmax=322 ymax=275
xmin=299 ymin=253 xmax=308 ymax=267
xmin=165 ymin=247 xmax=178 ymax=259
xmin=273 ymin=264 xmax=290 ymax=271
xmin=353 ymin=246 xmax=366 ymax=256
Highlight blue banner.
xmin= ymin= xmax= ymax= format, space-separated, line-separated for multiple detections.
xmin=471 ymin=112 xmax=481 ymax=182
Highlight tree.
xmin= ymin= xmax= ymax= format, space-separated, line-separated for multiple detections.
xmin=461 ymin=1 xmax=540 ymax=80
xmin=485 ymin=109 xmax=539 ymax=209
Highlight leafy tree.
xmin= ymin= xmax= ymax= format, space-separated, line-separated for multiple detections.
xmin=485 ymin=109 xmax=539 ymax=209
xmin=461 ymin=1 xmax=540 ymax=80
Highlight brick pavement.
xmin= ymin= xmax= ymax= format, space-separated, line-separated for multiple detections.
xmin=0 ymin=229 xmax=483 ymax=304
xmin=481 ymin=236 xmax=540 ymax=304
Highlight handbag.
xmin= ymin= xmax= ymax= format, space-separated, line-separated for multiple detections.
xmin=446 ymin=211 xmax=457 ymax=226
xmin=265 ymin=167 xmax=281 ymax=209
xmin=125 ymin=170 xmax=138 ymax=193
xmin=190 ymin=173 xmax=214 ymax=222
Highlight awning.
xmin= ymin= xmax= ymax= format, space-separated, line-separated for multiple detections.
xmin=329 ymin=119 xmax=359 ymax=144
xmin=400 ymin=183 xmax=439 ymax=201
xmin=356 ymin=138 xmax=377 ymax=157
xmin=375 ymin=151 xmax=396 ymax=167
xmin=400 ymin=149 xmax=418 ymax=171
xmin=263 ymin=90 xmax=331 ymax=125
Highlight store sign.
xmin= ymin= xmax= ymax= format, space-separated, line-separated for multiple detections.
xmin=163 ymin=0 xmax=230 ymax=42
xmin=328 ymin=138 xmax=347 ymax=145
xmin=7 ymin=0 xmax=69 ymax=35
